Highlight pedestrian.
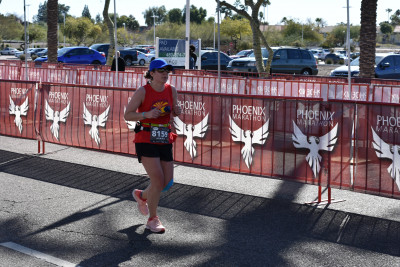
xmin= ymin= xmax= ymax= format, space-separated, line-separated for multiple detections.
xmin=111 ymin=51 xmax=126 ymax=71
xmin=189 ymin=44 xmax=197 ymax=70
xmin=124 ymin=58 xmax=182 ymax=233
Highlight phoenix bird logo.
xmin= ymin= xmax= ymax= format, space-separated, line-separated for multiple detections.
xmin=45 ymin=100 xmax=70 ymax=140
xmin=229 ymin=115 xmax=269 ymax=169
xmin=173 ymin=114 xmax=209 ymax=159
xmin=371 ymin=127 xmax=400 ymax=191
xmin=9 ymin=96 xmax=29 ymax=133
xmin=83 ymin=103 xmax=110 ymax=146
xmin=123 ymin=106 xmax=136 ymax=130
xmin=292 ymin=121 xmax=338 ymax=178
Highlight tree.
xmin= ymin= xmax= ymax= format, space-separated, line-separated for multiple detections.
xmin=182 ymin=5 xmax=207 ymax=24
xmin=0 ymin=14 xmax=24 ymax=40
xmin=103 ymin=0 xmax=115 ymax=65
xmin=64 ymin=17 xmax=98 ymax=45
xmin=386 ymin=8 xmax=392 ymax=22
xmin=390 ymin=9 xmax=400 ymax=25
xmin=47 ymin=0 xmax=58 ymax=63
xmin=95 ymin=14 xmax=102 ymax=24
xmin=27 ymin=24 xmax=46 ymax=44
xmin=143 ymin=6 xmax=167 ymax=26
xmin=167 ymin=8 xmax=182 ymax=24
xmin=219 ymin=0 xmax=272 ymax=75
xmin=315 ymin=18 xmax=327 ymax=29
xmin=82 ymin=5 xmax=91 ymax=20
xmin=380 ymin=21 xmax=393 ymax=43
xmin=35 ymin=1 xmax=70 ymax=23
xmin=221 ymin=17 xmax=251 ymax=50
xmin=359 ymin=0 xmax=377 ymax=78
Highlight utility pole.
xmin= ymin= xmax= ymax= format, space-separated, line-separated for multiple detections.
xmin=151 ymin=13 xmax=159 ymax=48
xmin=63 ymin=12 xmax=66 ymax=47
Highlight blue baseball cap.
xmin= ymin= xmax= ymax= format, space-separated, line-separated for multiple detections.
xmin=149 ymin=58 xmax=173 ymax=72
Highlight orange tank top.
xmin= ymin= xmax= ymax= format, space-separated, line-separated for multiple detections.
xmin=134 ymin=83 xmax=174 ymax=144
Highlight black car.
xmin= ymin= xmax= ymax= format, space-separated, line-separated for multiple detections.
xmin=324 ymin=53 xmax=347 ymax=64
xmin=200 ymin=51 xmax=233 ymax=70
xmin=90 ymin=44 xmax=138 ymax=66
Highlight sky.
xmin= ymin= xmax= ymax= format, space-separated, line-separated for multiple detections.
xmin=0 ymin=0 xmax=398 ymax=26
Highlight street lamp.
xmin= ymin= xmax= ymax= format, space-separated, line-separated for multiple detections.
xmin=151 ymin=13 xmax=159 ymax=48
xmin=26 ymin=4 xmax=30 ymax=48
xmin=23 ymin=0 xmax=27 ymax=79
xmin=63 ymin=12 xmax=66 ymax=47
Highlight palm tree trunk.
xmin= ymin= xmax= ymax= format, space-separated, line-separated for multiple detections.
xmin=103 ymin=0 xmax=115 ymax=65
xmin=47 ymin=0 xmax=58 ymax=63
xmin=359 ymin=0 xmax=377 ymax=78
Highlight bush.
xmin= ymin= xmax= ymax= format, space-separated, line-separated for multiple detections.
xmin=19 ymin=54 xmax=25 ymax=61
xmin=31 ymin=55 xmax=38 ymax=60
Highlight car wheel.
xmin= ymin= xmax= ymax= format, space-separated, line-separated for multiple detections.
xmin=125 ymin=57 xmax=133 ymax=66
xmin=139 ymin=59 xmax=145 ymax=66
xmin=301 ymin=69 xmax=312 ymax=75
xmin=92 ymin=60 xmax=101 ymax=65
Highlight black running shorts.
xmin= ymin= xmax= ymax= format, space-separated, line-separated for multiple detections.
xmin=135 ymin=143 xmax=173 ymax=163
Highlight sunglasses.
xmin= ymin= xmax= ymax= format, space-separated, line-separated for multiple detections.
xmin=155 ymin=68 xmax=171 ymax=73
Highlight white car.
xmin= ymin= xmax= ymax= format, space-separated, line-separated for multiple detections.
xmin=15 ymin=48 xmax=36 ymax=58
xmin=134 ymin=51 xmax=150 ymax=66
xmin=145 ymin=51 xmax=156 ymax=62
xmin=0 ymin=47 xmax=19 ymax=55
xmin=310 ymin=49 xmax=324 ymax=60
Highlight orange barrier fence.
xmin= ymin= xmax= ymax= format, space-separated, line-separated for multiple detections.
xmin=1 ymin=78 xmax=400 ymax=200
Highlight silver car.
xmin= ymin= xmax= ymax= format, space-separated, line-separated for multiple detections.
xmin=0 ymin=47 xmax=19 ymax=55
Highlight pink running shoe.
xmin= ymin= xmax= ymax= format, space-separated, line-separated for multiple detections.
xmin=146 ymin=216 xmax=166 ymax=233
xmin=132 ymin=189 xmax=149 ymax=216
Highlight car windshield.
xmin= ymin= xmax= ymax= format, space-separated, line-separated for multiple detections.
xmin=57 ymin=47 xmax=71 ymax=56
xmin=236 ymin=50 xmax=250 ymax=56
xmin=248 ymin=49 xmax=270 ymax=58
xmin=350 ymin=55 xmax=385 ymax=66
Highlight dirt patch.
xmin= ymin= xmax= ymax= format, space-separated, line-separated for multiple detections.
xmin=317 ymin=64 xmax=339 ymax=76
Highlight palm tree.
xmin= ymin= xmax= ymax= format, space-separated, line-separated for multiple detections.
xmin=359 ymin=0 xmax=377 ymax=78
xmin=47 ymin=0 xmax=58 ymax=63
xmin=386 ymin=8 xmax=392 ymax=22
xmin=103 ymin=0 xmax=115 ymax=65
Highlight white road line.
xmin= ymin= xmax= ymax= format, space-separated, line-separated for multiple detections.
xmin=0 ymin=242 xmax=80 ymax=267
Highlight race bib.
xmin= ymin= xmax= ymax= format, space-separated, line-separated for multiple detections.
xmin=150 ymin=126 xmax=169 ymax=143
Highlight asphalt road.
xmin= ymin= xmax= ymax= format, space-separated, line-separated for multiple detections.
xmin=0 ymin=135 xmax=399 ymax=267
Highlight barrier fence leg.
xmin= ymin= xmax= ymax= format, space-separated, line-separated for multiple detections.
xmin=37 ymin=140 xmax=45 ymax=154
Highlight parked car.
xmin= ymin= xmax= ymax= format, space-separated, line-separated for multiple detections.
xmin=324 ymin=53 xmax=351 ymax=64
xmin=124 ymin=48 xmax=151 ymax=65
xmin=30 ymin=48 xmax=46 ymax=56
xmin=200 ymin=51 xmax=233 ymax=70
xmin=145 ymin=51 xmax=156 ymax=62
xmin=330 ymin=53 xmax=400 ymax=79
xmin=0 ymin=47 xmax=19 ymax=55
xmin=230 ymin=49 xmax=253 ymax=59
xmin=34 ymin=47 xmax=106 ymax=65
xmin=136 ymin=51 xmax=150 ymax=65
xmin=227 ymin=47 xmax=318 ymax=75
xmin=36 ymin=48 xmax=48 ymax=57
xmin=90 ymin=43 xmax=138 ymax=66
xmin=310 ymin=49 xmax=324 ymax=60
xmin=15 ymin=48 xmax=36 ymax=58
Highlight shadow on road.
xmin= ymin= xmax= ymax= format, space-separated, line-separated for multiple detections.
xmin=1 ymin=149 xmax=399 ymax=266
